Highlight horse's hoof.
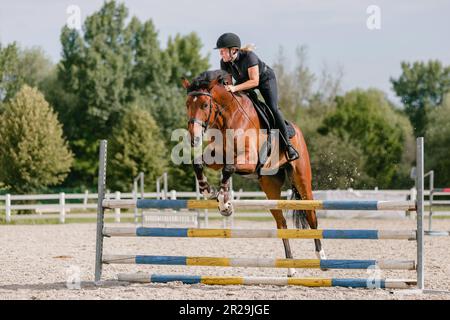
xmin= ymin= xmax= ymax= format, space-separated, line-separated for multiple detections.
xmin=219 ymin=203 xmax=234 ymax=217
xmin=217 ymin=191 xmax=233 ymax=216
xmin=287 ymin=268 xmax=297 ymax=277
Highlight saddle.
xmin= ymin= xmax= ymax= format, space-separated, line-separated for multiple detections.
xmin=244 ymin=90 xmax=295 ymax=174
xmin=245 ymin=90 xmax=295 ymax=137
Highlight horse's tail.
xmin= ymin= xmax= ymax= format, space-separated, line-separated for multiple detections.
xmin=291 ymin=187 xmax=309 ymax=229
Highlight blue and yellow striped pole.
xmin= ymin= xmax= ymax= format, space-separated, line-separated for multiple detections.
xmin=102 ymin=199 xmax=416 ymax=211
xmin=117 ymin=273 xmax=416 ymax=289
xmin=103 ymin=227 xmax=417 ymax=240
xmin=103 ymin=255 xmax=415 ymax=270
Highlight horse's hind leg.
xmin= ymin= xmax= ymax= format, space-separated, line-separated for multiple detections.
xmin=288 ymin=157 xmax=328 ymax=267
xmin=259 ymin=171 xmax=297 ymax=277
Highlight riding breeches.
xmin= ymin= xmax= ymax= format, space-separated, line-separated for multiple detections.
xmin=257 ymin=75 xmax=291 ymax=147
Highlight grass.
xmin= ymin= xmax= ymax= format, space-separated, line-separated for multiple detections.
xmin=1 ymin=206 xmax=450 ymax=225
xmin=0 ymin=211 xmax=275 ymax=224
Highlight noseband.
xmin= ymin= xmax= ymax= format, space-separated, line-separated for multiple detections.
xmin=187 ymin=91 xmax=224 ymax=132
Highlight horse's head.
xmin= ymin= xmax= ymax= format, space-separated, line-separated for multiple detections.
xmin=182 ymin=70 xmax=231 ymax=147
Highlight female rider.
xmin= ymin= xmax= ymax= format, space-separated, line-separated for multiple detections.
xmin=216 ymin=32 xmax=299 ymax=161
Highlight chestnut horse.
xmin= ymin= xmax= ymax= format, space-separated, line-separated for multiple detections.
xmin=181 ymin=70 xmax=326 ymax=276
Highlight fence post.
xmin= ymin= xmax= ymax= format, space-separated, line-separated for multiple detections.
xmin=133 ymin=185 xmax=138 ymax=224
xmin=196 ymin=178 xmax=208 ymax=228
xmin=229 ymin=177 xmax=234 ymax=228
xmin=416 ymin=137 xmax=425 ymax=290
xmin=163 ymin=172 xmax=168 ymax=199
xmin=410 ymin=187 xmax=417 ymax=201
xmin=6 ymin=194 xmax=11 ymax=223
xmin=409 ymin=187 xmax=417 ymax=219
xmin=156 ymin=178 xmax=161 ymax=199
xmin=59 ymin=192 xmax=66 ymax=223
xmin=168 ymin=190 xmax=176 ymax=221
xmin=140 ymin=172 xmax=144 ymax=200
xmin=429 ymin=170 xmax=434 ymax=231
xmin=95 ymin=139 xmax=107 ymax=282
xmin=285 ymin=189 xmax=293 ymax=220
xmin=140 ymin=173 xmax=144 ymax=223
xmin=84 ymin=190 xmax=89 ymax=210
xmin=195 ymin=179 xmax=201 ymax=228
xmin=115 ymin=191 xmax=121 ymax=223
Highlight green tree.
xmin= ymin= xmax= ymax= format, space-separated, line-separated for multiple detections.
xmin=389 ymin=109 xmax=416 ymax=188
xmin=165 ymin=32 xmax=210 ymax=85
xmin=39 ymin=68 xmax=80 ymax=139
xmin=108 ymin=106 xmax=168 ymax=192
xmin=56 ymin=1 xmax=209 ymax=189
xmin=156 ymin=33 xmax=210 ymax=191
xmin=319 ymin=89 xmax=409 ymax=188
xmin=1 ymin=43 xmax=55 ymax=103
xmin=0 ymin=43 xmax=23 ymax=102
xmin=57 ymin=2 xmax=156 ymax=187
xmin=391 ymin=60 xmax=450 ymax=137
xmin=425 ymin=93 xmax=450 ymax=186
xmin=18 ymin=46 xmax=54 ymax=88
xmin=0 ymin=85 xmax=73 ymax=193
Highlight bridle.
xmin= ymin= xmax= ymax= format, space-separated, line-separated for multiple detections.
xmin=187 ymin=49 xmax=238 ymax=132
xmin=187 ymin=77 xmax=258 ymax=135
xmin=187 ymin=90 xmax=226 ymax=132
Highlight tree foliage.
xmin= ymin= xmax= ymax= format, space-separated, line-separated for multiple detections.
xmin=54 ymin=0 xmax=209 ymax=189
xmin=109 ymin=106 xmax=168 ymax=191
xmin=3 ymin=3 xmax=442 ymax=193
xmin=425 ymin=94 xmax=450 ymax=186
xmin=0 ymin=43 xmax=23 ymax=102
xmin=0 ymin=85 xmax=73 ymax=193
xmin=319 ymin=89 xmax=411 ymax=188
xmin=391 ymin=60 xmax=450 ymax=137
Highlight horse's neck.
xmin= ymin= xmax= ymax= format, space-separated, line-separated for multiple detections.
xmin=211 ymin=85 xmax=258 ymax=130
xmin=223 ymin=93 xmax=258 ymax=130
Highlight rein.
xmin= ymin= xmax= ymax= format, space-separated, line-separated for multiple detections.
xmin=229 ymin=92 xmax=259 ymax=129
xmin=187 ymin=86 xmax=258 ymax=133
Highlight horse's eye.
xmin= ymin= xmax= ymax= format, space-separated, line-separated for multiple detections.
xmin=202 ymin=103 xmax=209 ymax=109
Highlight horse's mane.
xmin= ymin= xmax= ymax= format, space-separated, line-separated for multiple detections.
xmin=186 ymin=70 xmax=229 ymax=93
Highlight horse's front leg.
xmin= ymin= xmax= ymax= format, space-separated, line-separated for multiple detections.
xmin=193 ymin=159 xmax=215 ymax=198
xmin=218 ymin=164 xmax=235 ymax=216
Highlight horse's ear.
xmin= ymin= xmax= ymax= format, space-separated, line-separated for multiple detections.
xmin=181 ymin=77 xmax=190 ymax=89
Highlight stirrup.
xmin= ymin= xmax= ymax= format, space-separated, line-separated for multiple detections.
xmin=286 ymin=146 xmax=299 ymax=162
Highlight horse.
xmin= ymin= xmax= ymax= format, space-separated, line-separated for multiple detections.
xmin=181 ymin=70 xmax=326 ymax=276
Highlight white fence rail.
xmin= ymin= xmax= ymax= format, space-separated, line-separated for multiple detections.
xmin=0 ymin=190 xmax=293 ymax=223
xmin=0 ymin=188 xmax=448 ymax=224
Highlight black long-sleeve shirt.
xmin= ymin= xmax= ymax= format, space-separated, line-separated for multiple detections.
xmin=220 ymin=50 xmax=274 ymax=85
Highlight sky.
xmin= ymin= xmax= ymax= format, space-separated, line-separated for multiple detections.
xmin=1 ymin=0 xmax=449 ymax=104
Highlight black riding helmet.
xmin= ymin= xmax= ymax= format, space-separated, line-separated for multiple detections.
xmin=215 ymin=33 xmax=241 ymax=49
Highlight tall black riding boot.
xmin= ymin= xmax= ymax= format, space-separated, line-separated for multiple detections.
xmin=258 ymin=75 xmax=300 ymax=162
xmin=273 ymin=111 xmax=299 ymax=162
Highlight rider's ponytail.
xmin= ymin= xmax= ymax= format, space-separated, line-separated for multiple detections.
xmin=240 ymin=43 xmax=256 ymax=52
